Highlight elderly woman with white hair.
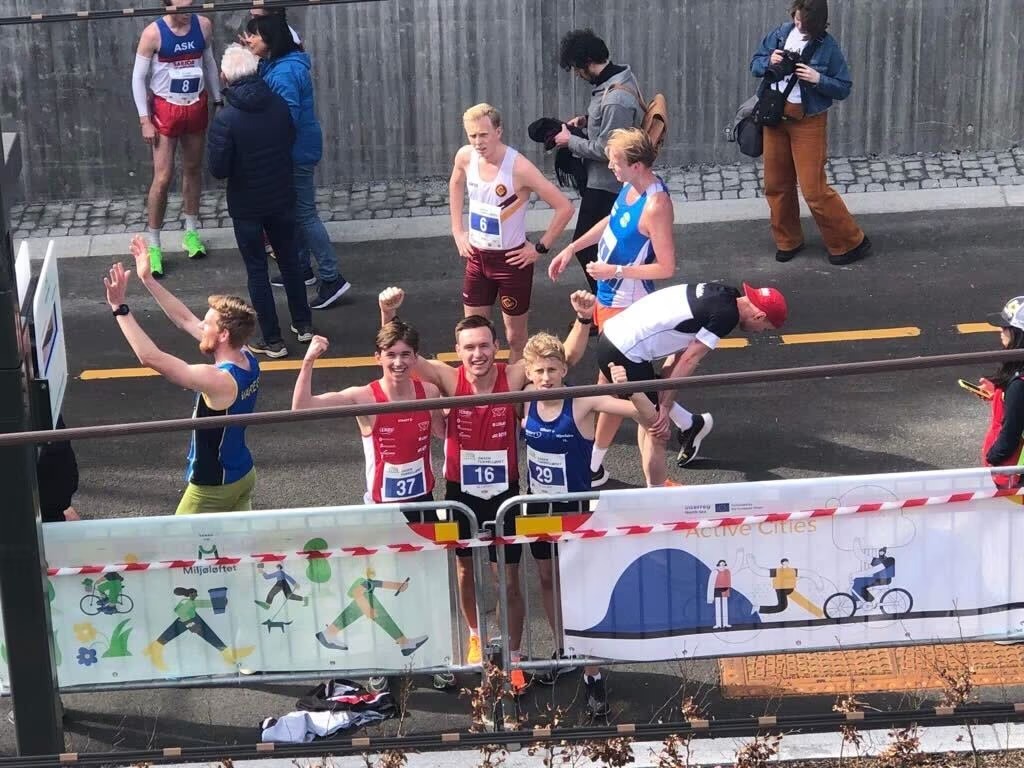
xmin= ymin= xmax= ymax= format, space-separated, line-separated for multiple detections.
xmin=206 ymin=44 xmax=313 ymax=359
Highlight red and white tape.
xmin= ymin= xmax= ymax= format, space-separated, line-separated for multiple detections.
xmin=46 ymin=486 xmax=1024 ymax=577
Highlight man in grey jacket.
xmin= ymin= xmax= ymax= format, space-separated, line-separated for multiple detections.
xmin=554 ymin=29 xmax=645 ymax=294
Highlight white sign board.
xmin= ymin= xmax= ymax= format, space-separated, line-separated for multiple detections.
xmin=0 ymin=504 xmax=454 ymax=688
xmin=31 ymin=241 xmax=66 ymax=427
xmin=559 ymin=468 xmax=1024 ymax=661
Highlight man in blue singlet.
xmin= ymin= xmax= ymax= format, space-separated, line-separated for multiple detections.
xmin=520 ymin=324 xmax=664 ymax=716
xmin=106 ymin=235 xmax=261 ymax=514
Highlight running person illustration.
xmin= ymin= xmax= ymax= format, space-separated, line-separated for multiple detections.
xmin=315 ymin=569 xmax=428 ymax=657
xmin=132 ymin=0 xmax=221 ymax=276
xmin=255 ymin=563 xmax=309 ymax=609
xmin=143 ymin=587 xmax=253 ymax=670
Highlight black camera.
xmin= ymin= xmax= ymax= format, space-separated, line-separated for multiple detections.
xmin=765 ymin=50 xmax=802 ymax=83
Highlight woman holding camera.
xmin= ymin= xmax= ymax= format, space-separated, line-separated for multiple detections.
xmin=750 ymin=0 xmax=871 ymax=266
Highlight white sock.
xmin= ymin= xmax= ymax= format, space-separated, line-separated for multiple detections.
xmin=590 ymin=446 xmax=609 ymax=472
xmin=669 ymin=403 xmax=693 ymax=431
xmin=469 ymin=628 xmax=479 ymax=638
xmin=146 ymin=228 xmax=161 ymax=248
xmin=584 ymin=672 xmax=602 ymax=683
xmin=184 ymin=214 xmax=200 ymax=232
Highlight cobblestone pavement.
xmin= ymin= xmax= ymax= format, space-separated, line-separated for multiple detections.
xmin=9 ymin=146 xmax=1024 ymax=240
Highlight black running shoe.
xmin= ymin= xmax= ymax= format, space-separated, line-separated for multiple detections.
xmin=675 ymin=413 xmax=714 ymax=467
xmin=591 ymin=465 xmax=610 ymax=488
xmin=584 ymin=675 xmax=609 ymax=717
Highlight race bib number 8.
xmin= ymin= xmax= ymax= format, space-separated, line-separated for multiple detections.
xmin=170 ymin=77 xmax=201 ymax=94
xmin=526 ymin=447 xmax=568 ymax=495
xmin=460 ymin=449 xmax=510 ymax=500
xmin=382 ymin=458 xmax=427 ymax=501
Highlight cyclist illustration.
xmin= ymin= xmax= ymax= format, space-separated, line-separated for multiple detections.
xmin=81 ymin=573 xmax=134 ymax=616
xmin=824 ymin=546 xmax=913 ymax=619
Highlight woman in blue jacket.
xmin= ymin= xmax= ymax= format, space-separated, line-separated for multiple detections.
xmin=246 ymin=14 xmax=351 ymax=310
xmin=750 ymin=0 xmax=871 ymax=266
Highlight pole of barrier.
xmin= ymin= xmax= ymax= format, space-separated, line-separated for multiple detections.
xmin=0 ymin=131 xmax=63 ymax=753
xmin=494 ymin=493 xmax=600 ymax=685
xmin=4 ymin=348 xmax=1024 ymax=448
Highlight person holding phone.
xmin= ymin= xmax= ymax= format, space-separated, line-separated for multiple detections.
xmin=977 ymin=297 xmax=1024 ymax=488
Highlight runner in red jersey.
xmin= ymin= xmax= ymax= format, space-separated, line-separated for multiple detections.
xmin=291 ymin=321 xmax=445 ymax=512
xmin=378 ymin=286 xmax=593 ymax=692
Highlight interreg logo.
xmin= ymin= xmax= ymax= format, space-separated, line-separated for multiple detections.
xmin=714 ymin=502 xmax=731 ymax=513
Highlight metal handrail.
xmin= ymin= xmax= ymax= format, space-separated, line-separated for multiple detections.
xmin=3 ymin=347 xmax=1022 ymax=447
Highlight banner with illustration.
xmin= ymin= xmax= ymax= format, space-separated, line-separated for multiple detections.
xmin=0 ymin=505 xmax=455 ymax=689
xmin=558 ymin=468 xmax=1024 ymax=661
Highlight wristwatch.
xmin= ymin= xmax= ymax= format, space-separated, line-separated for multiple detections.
xmin=576 ymin=314 xmax=593 ymax=325
xmin=614 ymin=264 xmax=624 ymax=280
xmin=534 ymin=241 xmax=549 ymax=255
xmin=112 ymin=304 xmax=130 ymax=318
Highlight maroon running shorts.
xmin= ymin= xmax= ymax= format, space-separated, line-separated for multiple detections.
xmin=462 ymin=246 xmax=534 ymax=316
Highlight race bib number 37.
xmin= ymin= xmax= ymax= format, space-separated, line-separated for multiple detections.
xmin=382 ymin=458 xmax=427 ymax=502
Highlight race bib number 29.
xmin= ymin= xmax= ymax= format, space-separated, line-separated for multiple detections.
xmin=526 ymin=447 xmax=568 ymax=495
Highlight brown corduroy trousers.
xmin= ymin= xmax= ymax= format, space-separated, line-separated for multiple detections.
xmin=762 ymin=103 xmax=864 ymax=255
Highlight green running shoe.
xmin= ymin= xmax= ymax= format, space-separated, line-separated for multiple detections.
xmin=182 ymin=229 xmax=207 ymax=260
xmin=148 ymin=244 xmax=164 ymax=278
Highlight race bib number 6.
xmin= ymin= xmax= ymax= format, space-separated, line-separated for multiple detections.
xmin=468 ymin=201 xmax=503 ymax=250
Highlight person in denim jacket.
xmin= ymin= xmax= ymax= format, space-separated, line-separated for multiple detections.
xmin=751 ymin=0 xmax=871 ymax=266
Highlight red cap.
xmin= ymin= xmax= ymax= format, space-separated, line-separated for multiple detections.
xmin=742 ymin=283 xmax=788 ymax=328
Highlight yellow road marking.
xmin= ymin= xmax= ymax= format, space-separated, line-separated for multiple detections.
xmin=957 ymin=323 xmax=999 ymax=334
xmin=76 ymin=323 xmax=993 ymax=381
xmin=79 ymin=350 xmax=511 ymax=381
xmin=781 ymin=326 xmax=920 ymax=345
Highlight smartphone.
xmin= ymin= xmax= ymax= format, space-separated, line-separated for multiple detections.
xmin=958 ymin=379 xmax=993 ymax=399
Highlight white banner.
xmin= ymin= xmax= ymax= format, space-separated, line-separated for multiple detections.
xmin=0 ymin=505 xmax=454 ymax=689
xmin=558 ymin=469 xmax=1024 ymax=661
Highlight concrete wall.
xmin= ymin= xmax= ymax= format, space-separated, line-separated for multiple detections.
xmin=0 ymin=0 xmax=1021 ymax=201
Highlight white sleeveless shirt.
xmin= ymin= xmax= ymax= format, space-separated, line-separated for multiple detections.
xmin=466 ymin=147 xmax=527 ymax=251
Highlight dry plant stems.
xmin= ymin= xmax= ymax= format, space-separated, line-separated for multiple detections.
xmin=582 ymin=736 xmax=635 ymax=767
xmin=527 ymin=704 xmax=585 ymax=768
xmin=733 ymin=733 xmax=782 ymax=768
xmin=877 ymin=726 xmax=924 ymax=768
xmin=833 ymin=694 xmax=866 ymax=765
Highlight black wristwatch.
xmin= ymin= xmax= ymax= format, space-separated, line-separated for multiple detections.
xmin=112 ymin=304 xmax=130 ymax=318
xmin=576 ymin=314 xmax=593 ymax=325
xmin=534 ymin=241 xmax=549 ymax=255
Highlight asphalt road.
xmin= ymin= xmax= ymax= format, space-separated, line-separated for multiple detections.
xmin=3 ymin=206 xmax=1021 ymax=756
